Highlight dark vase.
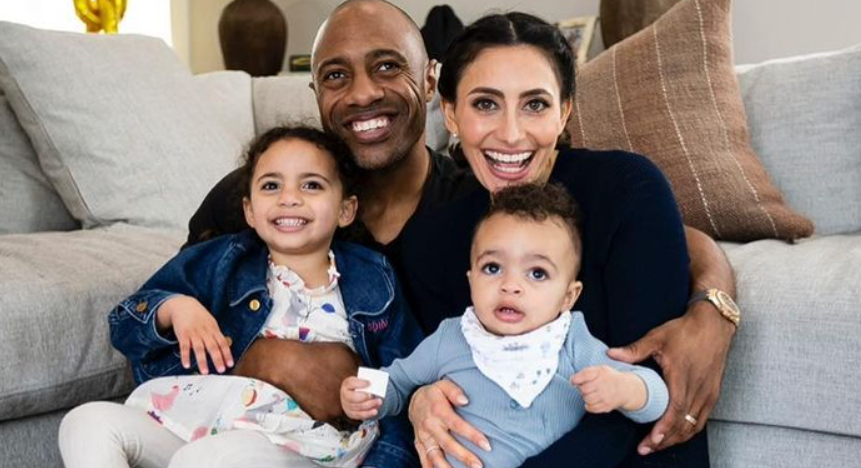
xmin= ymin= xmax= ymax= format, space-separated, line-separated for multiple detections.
xmin=218 ymin=0 xmax=287 ymax=76
xmin=599 ymin=0 xmax=682 ymax=48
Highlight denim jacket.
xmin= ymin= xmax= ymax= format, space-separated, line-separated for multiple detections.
xmin=109 ymin=230 xmax=423 ymax=468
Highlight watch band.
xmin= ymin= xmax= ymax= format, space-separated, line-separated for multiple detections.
xmin=688 ymin=288 xmax=740 ymax=327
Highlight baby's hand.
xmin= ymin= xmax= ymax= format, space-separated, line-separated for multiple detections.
xmin=157 ymin=295 xmax=234 ymax=375
xmin=340 ymin=376 xmax=382 ymax=421
xmin=571 ymin=365 xmax=646 ymax=413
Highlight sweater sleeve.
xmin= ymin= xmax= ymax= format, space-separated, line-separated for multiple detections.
xmin=376 ymin=321 xmax=449 ymax=419
xmin=568 ymin=314 xmax=669 ymax=423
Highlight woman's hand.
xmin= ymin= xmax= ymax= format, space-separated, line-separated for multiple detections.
xmin=157 ymin=295 xmax=234 ymax=375
xmin=607 ymin=301 xmax=734 ymax=455
xmin=341 ymin=377 xmax=382 ymax=420
xmin=408 ymin=380 xmax=490 ymax=468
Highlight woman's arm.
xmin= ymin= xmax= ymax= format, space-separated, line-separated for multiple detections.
xmin=607 ymin=225 xmax=736 ymax=454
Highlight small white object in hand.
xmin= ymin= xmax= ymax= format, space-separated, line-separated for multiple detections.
xmin=357 ymin=367 xmax=389 ymax=398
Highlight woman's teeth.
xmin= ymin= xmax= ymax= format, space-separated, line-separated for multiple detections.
xmin=351 ymin=117 xmax=390 ymax=133
xmin=484 ymin=151 xmax=533 ymax=172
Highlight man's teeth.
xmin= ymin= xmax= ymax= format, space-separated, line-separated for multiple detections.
xmin=351 ymin=117 xmax=389 ymax=133
xmin=484 ymin=150 xmax=533 ymax=164
xmin=274 ymin=217 xmax=307 ymax=227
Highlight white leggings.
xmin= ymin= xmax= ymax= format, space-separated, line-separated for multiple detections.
xmin=59 ymin=401 xmax=318 ymax=468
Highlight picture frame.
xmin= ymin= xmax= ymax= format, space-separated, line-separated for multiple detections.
xmin=556 ymin=16 xmax=598 ymax=66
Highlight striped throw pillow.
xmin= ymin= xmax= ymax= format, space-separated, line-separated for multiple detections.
xmin=569 ymin=0 xmax=814 ymax=242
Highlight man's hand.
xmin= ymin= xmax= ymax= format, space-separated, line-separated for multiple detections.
xmin=233 ymin=339 xmax=359 ymax=424
xmin=607 ymin=301 xmax=735 ymax=455
xmin=341 ymin=377 xmax=382 ymax=420
xmin=571 ymin=365 xmax=646 ymax=414
xmin=408 ymin=380 xmax=490 ymax=468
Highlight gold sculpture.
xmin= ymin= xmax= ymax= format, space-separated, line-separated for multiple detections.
xmin=74 ymin=0 xmax=127 ymax=34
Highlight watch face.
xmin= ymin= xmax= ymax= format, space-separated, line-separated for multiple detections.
xmin=716 ymin=291 xmax=740 ymax=316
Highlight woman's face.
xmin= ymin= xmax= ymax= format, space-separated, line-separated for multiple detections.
xmin=442 ymin=45 xmax=572 ymax=193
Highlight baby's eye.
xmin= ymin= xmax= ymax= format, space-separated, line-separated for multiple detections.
xmin=525 ymin=99 xmax=549 ymax=113
xmin=261 ymin=181 xmax=279 ymax=191
xmin=480 ymin=262 xmax=501 ymax=275
xmin=301 ymin=181 xmax=323 ymax=191
xmin=473 ymin=98 xmax=498 ymax=112
xmin=528 ymin=268 xmax=548 ymax=281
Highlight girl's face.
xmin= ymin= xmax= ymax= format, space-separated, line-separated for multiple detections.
xmin=243 ymin=139 xmax=357 ymax=266
xmin=442 ymin=45 xmax=572 ymax=193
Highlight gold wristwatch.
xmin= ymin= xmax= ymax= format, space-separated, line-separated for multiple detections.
xmin=688 ymin=289 xmax=741 ymax=328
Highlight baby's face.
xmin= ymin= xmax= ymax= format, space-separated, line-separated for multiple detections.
xmin=468 ymin=213 xmax=583 ymax=336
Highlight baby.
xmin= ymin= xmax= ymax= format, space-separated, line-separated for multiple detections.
xmin=341 ymin=182 xmax=669 ymax=468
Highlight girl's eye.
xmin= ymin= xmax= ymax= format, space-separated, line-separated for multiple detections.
xmin=473 ymin=98 xmax=498 ymax=112
xmin=302 ymin=181 xmax=323 ymax=191
xmin=529 ymin=268 xmax=548 ymax=281
xmin=261 ymin=181 xmax=279 ymax=191
xmin=480 ymin=262 xmax=501 ymax=275
xmin=525 ymin=99 xmax=549 ymax=112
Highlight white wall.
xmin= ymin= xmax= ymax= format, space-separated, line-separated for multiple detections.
xmin=185 ymin=0 xmax=861 ymax=74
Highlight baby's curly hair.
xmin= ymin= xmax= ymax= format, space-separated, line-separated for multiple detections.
xmin=239 ymin=124 xmax=361 ymax=199
xmin=477 ymin=182 xmax=583 ymax=274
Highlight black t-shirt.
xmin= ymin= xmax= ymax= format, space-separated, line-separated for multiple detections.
xmin=185 ymin=148 xmax=478 ymax=275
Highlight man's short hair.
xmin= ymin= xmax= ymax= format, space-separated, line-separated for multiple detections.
xmin=476 ymin=183 xmax=583 ymax=274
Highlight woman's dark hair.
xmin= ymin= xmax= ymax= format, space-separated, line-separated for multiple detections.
xmin=438 ymin=11 xmax=576 ymax=103
xmin=239 ymin=125 xmax=361 ymax=199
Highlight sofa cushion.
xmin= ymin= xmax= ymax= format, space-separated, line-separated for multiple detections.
xmin=252 ymin=74 xmax=320 ymax=135
xmin=0 ymin=224 xmax=183 ymax=420
xmin=0 ymin=92 xmax=78 ymax=234
xmin=736 ymin=44 xmax=861 ymax=236
xmin=0 ymin=22 xmax=249 ymax=230
xmin=569 ymin=0 xmax=814 ymax=242
xmin=715 ymin=235 xmax=861 ymax=438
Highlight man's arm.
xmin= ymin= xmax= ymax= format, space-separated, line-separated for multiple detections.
xmin=608 ymin=225 xmax=736 ymax=454
xmin=233 ymin=339 xmax=360 ymax=424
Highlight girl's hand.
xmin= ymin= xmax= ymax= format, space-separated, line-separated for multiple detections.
xmin=340 ymin=377 xmax=381 ymax=420
xmin=571 ymin=365 xmax=646 ymax=414
xmin=157 ymin=295 xmax=234 ymax=375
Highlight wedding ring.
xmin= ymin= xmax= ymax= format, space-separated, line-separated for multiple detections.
xmin=684 ymin=414 xmax=698 ymax=426
xmin=425 ymin=445 xmax=441 ymax=456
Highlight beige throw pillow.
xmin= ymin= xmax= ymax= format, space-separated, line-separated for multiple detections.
xmin=569 ymin=0 xmax=814 ymax=242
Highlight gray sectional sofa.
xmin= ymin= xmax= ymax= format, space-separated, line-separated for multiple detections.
xmin=1 ymin=21 xmax=860 ymax=468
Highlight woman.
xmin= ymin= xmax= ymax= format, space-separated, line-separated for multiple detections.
xmin=399 ymin=12 xmax=713 ymax=468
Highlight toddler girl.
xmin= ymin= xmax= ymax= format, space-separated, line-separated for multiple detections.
xmin=60 ymin=125 xmax=421 ymax=468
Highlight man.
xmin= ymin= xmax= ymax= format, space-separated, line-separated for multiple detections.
xmin=187 ymin=1 xmax=737 ymax=467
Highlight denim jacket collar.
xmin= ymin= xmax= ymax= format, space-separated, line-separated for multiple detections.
xmin=226 ymin=231 xmax=394 ymax=318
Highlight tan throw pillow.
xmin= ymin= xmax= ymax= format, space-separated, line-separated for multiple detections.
xmin=569 ymin=0 xmax=814 ymax=242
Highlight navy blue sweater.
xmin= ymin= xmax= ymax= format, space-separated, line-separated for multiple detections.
xmin=400 ymin=148 xmax=700 ymax=468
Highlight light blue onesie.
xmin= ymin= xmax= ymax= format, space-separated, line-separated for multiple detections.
xmin=376 ymin=312 xmax=669 ymax=468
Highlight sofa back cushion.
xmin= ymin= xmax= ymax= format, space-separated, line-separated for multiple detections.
xmin=569 ymin=0 xmax=814 ymax=242
xmin=0 ymin=22 xmax=251 ymax=230
xmin=0 ymin=93 xmax=78 ymax=234
xmin=736 ymin=44 xmax=861 ymax=236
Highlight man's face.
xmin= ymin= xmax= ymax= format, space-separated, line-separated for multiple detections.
xmin=311 ymin=2 xmax=434 ymax=170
